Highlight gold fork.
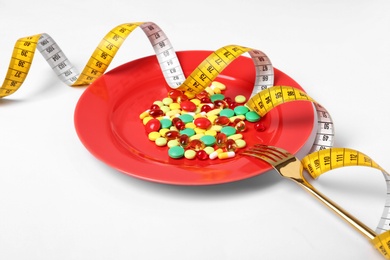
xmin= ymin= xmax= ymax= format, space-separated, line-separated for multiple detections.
xmin=241 ymin=144 xmax=376 ymax=241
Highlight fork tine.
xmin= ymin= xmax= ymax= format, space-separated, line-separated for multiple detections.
xmin=242 ymin=145 xmax=285 ymax=166
xmin=253 ymin=144 xmax=291 ymax=158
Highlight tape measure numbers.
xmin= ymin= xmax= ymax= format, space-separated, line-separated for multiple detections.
xmin=177 ymin=45 xmax=274 ymax=97
xmin=0 ymin=22 xmax=185 ymax=98
xmin=302 ymin=148 xmax=390 ymax=258
xmin=245 ymin=85 xmax=335 ymax=153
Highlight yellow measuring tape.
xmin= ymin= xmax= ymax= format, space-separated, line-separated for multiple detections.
xmin=0 ymin=22 xmax=185 ymax=97
xmin=1 ymin=20 xmax=388 ymax=258
xmin=302 ymin=148 xmax=390 ymax=258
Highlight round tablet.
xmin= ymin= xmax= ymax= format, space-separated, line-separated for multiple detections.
xmin=168 ymin=146 xmax=185 ymax=159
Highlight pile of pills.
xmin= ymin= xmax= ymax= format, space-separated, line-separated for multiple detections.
xmin=139 ymin=81 xmax=265 ymax=160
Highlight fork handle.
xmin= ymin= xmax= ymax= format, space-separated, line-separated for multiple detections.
xmin=295 ymin=180 xmax=377 ymax=240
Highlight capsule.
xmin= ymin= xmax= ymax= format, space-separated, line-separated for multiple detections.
xmin=196 ymin=150 xmax=209 ymax=160
xmin=214 ymin=116 xmax=230 ymax=126
xmin=218 ymin=151 xmax=236 ymax=159
xmin=188 ymin=139 xmax=206 ymax=151
xmin=164 ymin=130 xmax=180 ymax=140
xmin=216 ymin=132 xmax=227 ymax=148
xmin=209 ymin=148 xmax=223 ymax=160
xmin=226 ymin=139 xmax=238 ymax=152
xmin=149 ymin=109 xmax=164 ymax=118
xmin=179 ymin=134 xmax=190 ymax=148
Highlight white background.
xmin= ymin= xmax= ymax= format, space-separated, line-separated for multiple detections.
xmin=1 ymin=0 xmax=390 ymax=259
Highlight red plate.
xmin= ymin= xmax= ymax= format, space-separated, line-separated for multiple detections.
xmin=74 ymin=50 xmax=315 ymax=185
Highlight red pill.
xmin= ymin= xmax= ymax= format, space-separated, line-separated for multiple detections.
xmin=201 ymin=104 xmax=212 ymax=113
xmin=226 ymin=139 xmax=237 ymax=152
xmin=213 ymin=99 xmax=229 ymax=109
xmin=168 ymin=89 xmax=182 ymax=101
xmin=196 ymin=91 xmax=209 ymax=100
xmin=172 ymin=117 xmax=181 ymax=124
xmin=216 ymin=132 xmax=227 ymax=148
xmin=149 ymin=109 xmax=164 ymax=118
xmin=179 ymin=134 xmax=190 ymax=148
xmin=145 ymin=119 xmax=161 ymax=133
xmin=254 ymin=122 xmax=266 ymax=132
xmin=175 ymin=122 xmax=186 ymax=130
xmin=214 ymin=116 xmax=230 ymax=126
xmin=224 ymin=97 xmax=233 ymax=103
xmin=177 ymin=94 xmax=189 ymax=103
xmin=200 ymin=97 xmax=211 ymax=103
xmin=150 ymin=104 xmax=160 ymax=110
xmin=188 ymin=139 xmax=206 ymax=151
xmin=180 ymin=100 xmax=197 ymax=112
xmin=194 ymin=117 xmax=212 ymax=129
xmin=165 ymin=130 xmax=180 ymax=140
xmin=234 ymin=119 xmax=246 ymax=132
xmin=196 ymin=150 xmax=209 ymax=160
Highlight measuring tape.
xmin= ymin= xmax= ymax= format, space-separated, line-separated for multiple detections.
xmin=244 ymin=85 xmax=334 ymax=153
xmin=302 ymin=148 xmax=390 ymax=258
xmin=0 ymin=22 xmax=185 ymax=97
xmin=1 ymin=20 xmax=389 ymax=258
xmin=175 ymin=46 xmax=334 ymax=153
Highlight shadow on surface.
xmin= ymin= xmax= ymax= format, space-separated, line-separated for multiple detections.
xmin=101 ymin=160 xmax=282 ymax=198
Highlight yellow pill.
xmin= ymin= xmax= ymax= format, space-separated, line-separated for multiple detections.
xmin=185 ymin=122 xmax=196 ymax=129
xmin=204 ymin=129 xmax=217 ymax=136
xmin=228 ymin=134 xmax=243 ymax=140
xmin=153 ymin=101 xmax=164 ymax=107
xmin=190 ymin=133 xmax=205 ymax=140
xmin=190 ymin=98 xmax=201 ymax=106
xmin=148 ymin=131 xmax=161 ymax=141
xmin=159 ymin=128 xmax=169 ymax=137
xmin=210 ymin=125 xmax=222 ymax=132
xmin=194 ymin=128 xmax=206 ymax=134
xmin=212 ymin=87 xmax=221 ymax=94
xmin=160 ymin=105 xmax=170 ymax=114
xmin=207 ymin=115 xmax=218 ymax=124
xmin=167 ymin=139 xmax=180 ymax=148
xmin=218 ymin=151 xmax=236 ymax=159
xmin=169 ymin=103 xmax=181 ymax=110
xmin=194 ymin=113 xmax=206 ymax=119
xmin=229 ymin=115 xmax=246 ymax=123
xmin=205 ymin=86 xmax=214 ymax=95
xmin=204 ymin=146 xmax=215 ymax=155
xmin=162 ymin=97 xmax=173 ymax=105
xmin=155 ymin=137 xmax=167 ymax=147
xmin=206 ymin=109 xmax=221 ymax=117
xmin=184 ymin=149 xmax=197 ymax=159
xmin=166 ymin=109 xmax=181 ymax=117
xmin=235 ymin=139 xmax=246 ymax=148
xmin=212 ymin=81 xmax=226 ymax=90
xmin=143 ymin=116 xmax=153 ymax=125
xmin=139 ymin=110 xmax=150 ymax=120
xmin=235 ymin=95 xmax=246 ymax=103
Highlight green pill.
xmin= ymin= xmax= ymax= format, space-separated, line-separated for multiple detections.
xmin=210 ymin=94 xmax=225 ymax=102
xmin=179 ymin=114 xmax=194 ymax=123
xmin=180 ymin=128 xmax=196 ymax=137
xmin=219 ymin=108 xmax=235 ymax=118
xmin=234 ymin=105 xmax=249 ymax=115
xmin=160 ymin=118 xmax=172 ymax=129
xmin=221 ymin=126 xmax=236 ymax=136
xmin=200 ymin=135 xmax=216 ymax=146
xmin=168 ymin=146 xmax=185 ymax=159
xmin=245 ymin=111 xmax=261 ymax=122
